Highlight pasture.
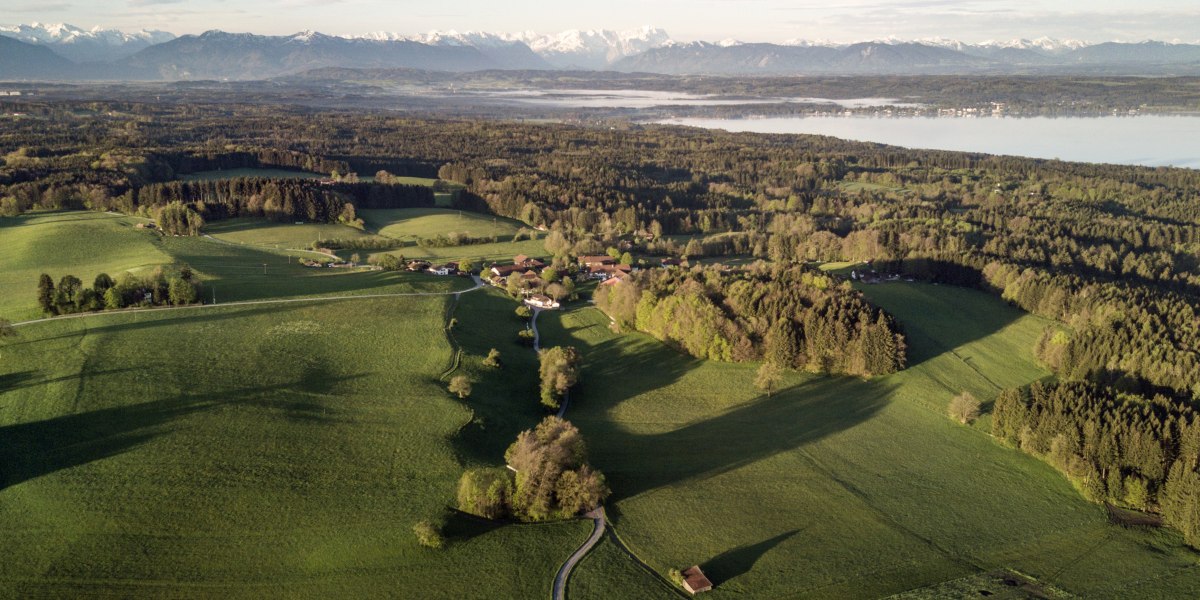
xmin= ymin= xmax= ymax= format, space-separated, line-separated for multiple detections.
xmin=0 ymin=212 xmax=170 ymax=320
xmin=538 ymin=282 xmax=1200 ymax=598
xmin=0 ymin=295 xmax=587 ymax=598
xmin=204 ymin=218 xmax=376 ymax=251
xmin=0 ymin=211 xmax=471 ymax=322
xmin=359 ymin=208 xmax=546 ymax=265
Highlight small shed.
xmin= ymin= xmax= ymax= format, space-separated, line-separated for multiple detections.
xmin=682 ymin=566 xmax=713 ymax=595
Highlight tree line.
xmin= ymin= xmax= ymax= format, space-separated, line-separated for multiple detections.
xmin=993 ymin=381 xmax=1200 ymax=546
xmin=37 ymin=268 xmax=198 ymax=315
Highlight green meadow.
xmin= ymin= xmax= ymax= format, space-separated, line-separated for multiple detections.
xmin=539 ymin=282 xmax=1200 ymax=599
xmin=6 ymin=209 xmax=1200 ymax=598
xmin=0 ymin=212 xmax=471 ymax=322
xmin=0 ymin=295 xmax=588 ymax=598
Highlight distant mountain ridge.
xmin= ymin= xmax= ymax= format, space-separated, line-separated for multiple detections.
xmin=1 ymin=22 xmax=1200 ymax=80
xmin=0 ymin=22 xmax=173 ymax=62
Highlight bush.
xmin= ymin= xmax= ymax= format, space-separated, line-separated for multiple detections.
xmin=948 ymin=391 xmax=981 ymax=424
xmin=412 ymin=520 xmax=445 ymax=549
xmin=448 ymin=375 xmax=472 ymax=399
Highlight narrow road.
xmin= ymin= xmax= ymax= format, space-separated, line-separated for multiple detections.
xmin=12 ymin=275 xmax=485 ymax=329
xmin=530 ymin=306 xmax=542 ymax=351
xmin=552 ymin=507 xmax=606 ymax=600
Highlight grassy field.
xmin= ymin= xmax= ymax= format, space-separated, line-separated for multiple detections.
xmin=0 ymin=212 xmax=170 ymax=321
xmin=539 ymin=282 xmax=1200 ymax=598
xmin=0 ymin=294 xmax=589 ymax=597
xmin=204 ymin=218 xmax=376 ymax=251
xmin=362 ymin=208 xmax=526 ymax=241
xmin=358 ymin=208 xmax=547 ymax=266
xmin=0 ymin=211 xmax=472 ymax=321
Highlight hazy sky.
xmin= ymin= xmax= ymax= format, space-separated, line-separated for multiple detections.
xmin=5 ymin=0 xmax=1200 ymax=42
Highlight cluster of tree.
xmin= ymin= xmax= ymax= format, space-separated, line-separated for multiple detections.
xmin=538 ymin=346 xmax=581 ymax=410
xmin=37 ymin=268 xmax=198 ymax=315
xmin=456 ymin=417 xmax=608 ymax=522
xmin=993 ymin=381 xmax=1200 ymax=546
xmin=314 ymin=236 xmax=399 ymax=251
xmin=155 ymin=201 xmax=205 ymax=236
xmin=596 ymin=264 xmax=905 ymax=376
xmin=131 ymin=178 xmax=434 ymax=228
xmin=416 ymin=232 xmax=498 ymax=249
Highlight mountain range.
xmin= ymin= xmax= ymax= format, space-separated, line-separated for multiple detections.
xmin=1 ymin=23 xmax=1199 ymax=80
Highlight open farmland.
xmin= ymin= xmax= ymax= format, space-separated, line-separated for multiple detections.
xmin=541 ymin=283 xmax=1200 ymax=599
xmin=0 ymin=295 xmax=588 ymax=598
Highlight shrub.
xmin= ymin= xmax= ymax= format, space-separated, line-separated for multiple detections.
xmin=412 ymin=520 xmax=444 ymax=549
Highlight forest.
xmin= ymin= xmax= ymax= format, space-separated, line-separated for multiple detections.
xmin=1 ymin=97 xmax=1199 ymax=539
xmin=595 ymin=264 xmax=905 ymax=376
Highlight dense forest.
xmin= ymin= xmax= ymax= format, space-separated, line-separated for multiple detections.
xmin=2 ymin=98 xmax=1199 ymax=538
xmin=595 ymin=264 xmax=905 ymax=376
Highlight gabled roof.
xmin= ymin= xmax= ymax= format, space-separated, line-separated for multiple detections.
xmin=579 ymin=255 xmax=616 ymax=265
xmin=682 ymin=566 xmax=713 ymax=593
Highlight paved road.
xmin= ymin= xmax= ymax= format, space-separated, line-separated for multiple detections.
xmin=552 ymin=507 xmax=606 ymax=600
xmin=12 ymin=275 xmax=485 ymax=329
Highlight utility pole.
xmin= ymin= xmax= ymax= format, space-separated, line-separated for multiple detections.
xmin=212 ymin=286 xmax=216 ymax=305
xmin=263 ymin=263 xmax=267 ymax=275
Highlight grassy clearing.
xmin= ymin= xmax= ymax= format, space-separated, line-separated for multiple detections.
xmin=0 ymin=212 xmax=169 ymax=320
xmin=362 ymin=208 xmax=526 ymax=241
xmin=357 ymin=208 xmax=547 ymax=265
xmin=543 ymin=282 xmax=1200 ymax=598
xmin=0 ymin=296 xmax=586 ymax=597
xmin=204 ymin=218 xmax=375 ymax=251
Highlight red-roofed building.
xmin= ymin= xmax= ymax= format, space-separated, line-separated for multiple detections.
xmin=682 ymin=566 xmax=713 ymax=594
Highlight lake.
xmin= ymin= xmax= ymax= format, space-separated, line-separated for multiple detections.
xmin=657 ymin=115 xmax=1200 ymax=169
xmin=480 ymin=89 xmax=919 ymax=109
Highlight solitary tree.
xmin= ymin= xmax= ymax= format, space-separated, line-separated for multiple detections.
xmin=448 ymin=375 xmax=472 ymax=399
xmin=755 ymin=362 xmax=782 ymax=397
xmin=483 ymin=348 xmax=502 ymax=368
xmin=948 ymin=391 xmax=982 ymax=424
xmin=0 ymin=318 xmax=15 ymax=339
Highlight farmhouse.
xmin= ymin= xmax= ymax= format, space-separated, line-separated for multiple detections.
xmin=681 ymin=566 xmax=713 ymax=595
xmin=407 ymin=260 xmax=432 ymax=272
xmin=578 ymin=255 xmax=617 ymax=268
xmin=587 ymin=263 xmax=633 ymax=281
xmin=525 ymin=295 xmax=560 ymax=309
xmin=430 ymin=263 xmax=458 ymax=276
xmin=491 ymin=264 xmax=527 ymax=278
xmin=514 ymin=254 xmax=546 ymax=269
xmin=661 ymin=257 xmax=683 ymax=267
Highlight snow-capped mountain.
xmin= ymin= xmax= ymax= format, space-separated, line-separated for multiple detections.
xmin=350 ymin=26 xmax=669 ymax=69
xmin=513 ymin=26 xmax=671 ymax=68
xmin=357 ymin=30 xmax=549 ymax=69
xmin=0 ymin=22 xmax=174 ymax=62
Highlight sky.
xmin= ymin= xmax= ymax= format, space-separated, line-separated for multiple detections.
xmin=4 ymin=0 xmax=1200 ymax=43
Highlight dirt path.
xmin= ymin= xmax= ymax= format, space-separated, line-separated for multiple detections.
xmin=12 ymin=276 xmax=485 ymax=329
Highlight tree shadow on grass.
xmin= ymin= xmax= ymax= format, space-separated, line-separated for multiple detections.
xmin=0 ymin=373 xmax=364 ymax=492
xmin=598 ymin=377 xmax=895 ymax=499
xmin=703 ymin=529 xmax=803 ymax=586
xmin=0 ymin=396 xmax=215 ymax=491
